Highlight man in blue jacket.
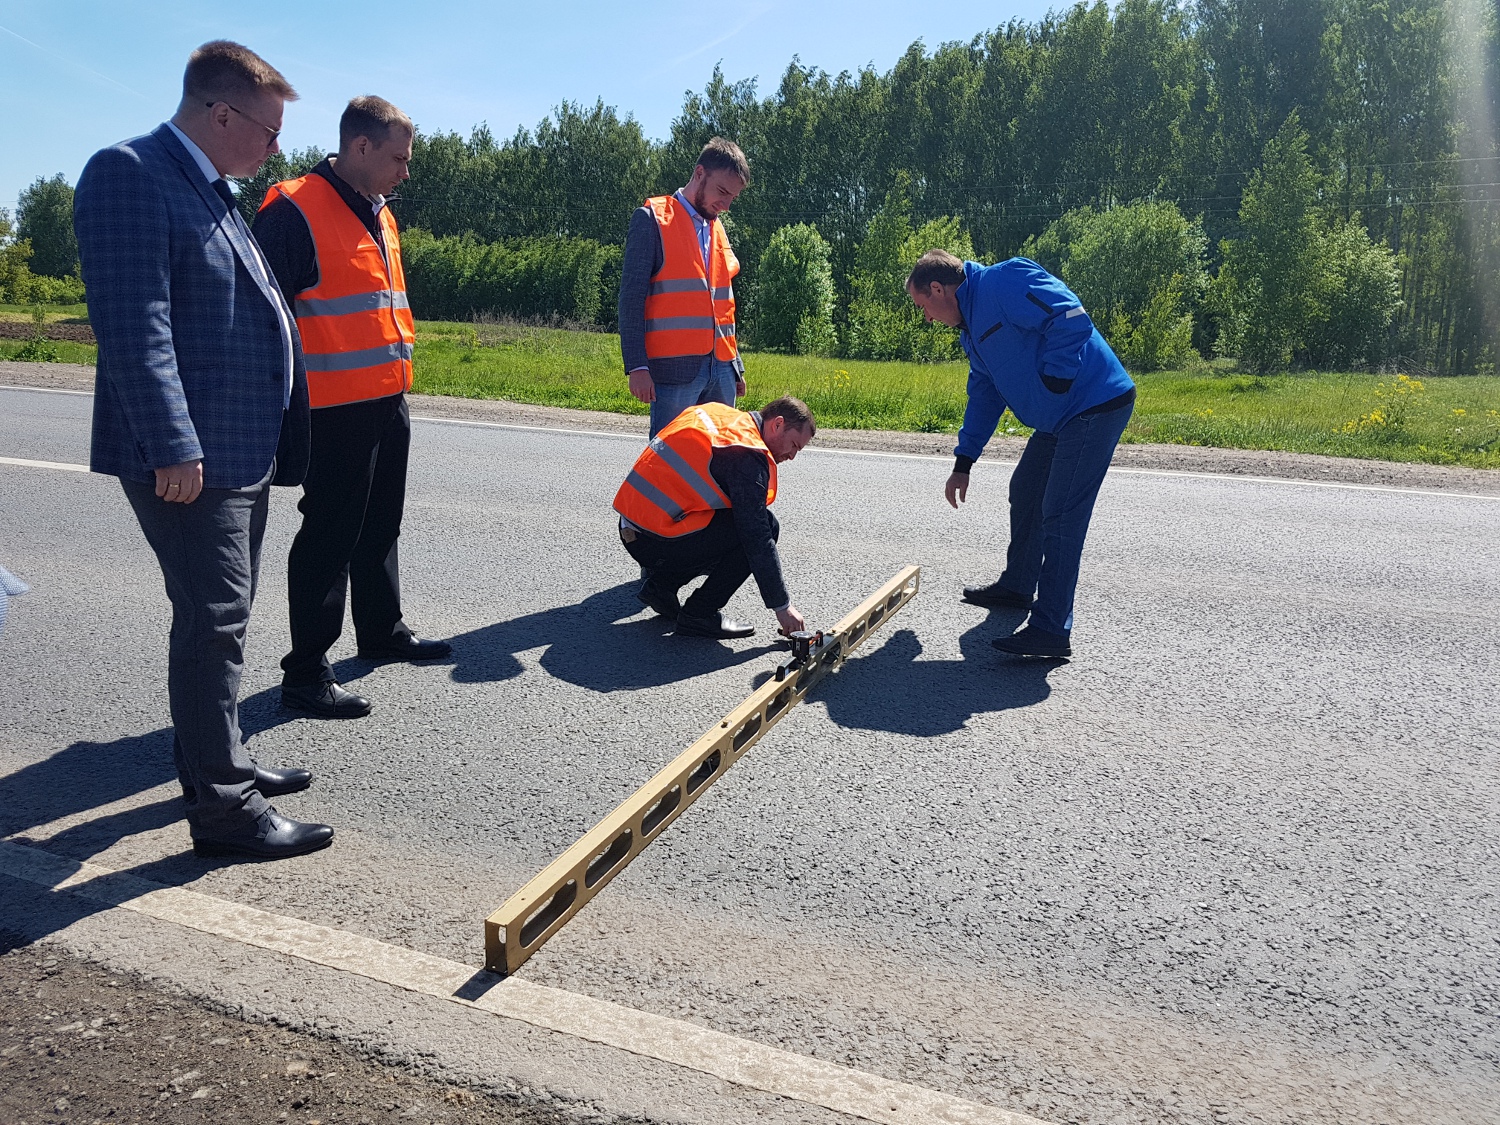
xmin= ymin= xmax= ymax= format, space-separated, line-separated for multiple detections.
xmin=75 ymin=41 xmax=332 ymax=859
xmin=907 ymin=250 xmax=1135 ymax=659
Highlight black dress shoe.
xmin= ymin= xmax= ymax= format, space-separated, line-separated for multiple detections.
xmin=992 ymin=625 xmax=1072 ymax=659
xmin=675 ymin=611 xmax=756 ymax=639
xmin=357 ymin=634 xmax=453 ymax=662
xmin=636 ymin=578 xmax=681 ymax=619
xmin=962 ymin=580 xmax=1034 ymax=609
xmin=252 ymin=764 xmax=313 ymax=798
xmin=281 ymin=680 xmax=373 ymax=719
xmin=193 ymin=807 xmax=334 ymax=860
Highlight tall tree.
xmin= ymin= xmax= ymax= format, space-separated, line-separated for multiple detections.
xmin=16 ymin=174 xmax=78 ymax=279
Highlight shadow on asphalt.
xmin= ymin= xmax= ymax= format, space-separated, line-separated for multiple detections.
xmin=443 ymin=580 xmax=780 ymax=691
xmin=0 ymin=727 xmax=252 ymax=946
xmin=0 ymin=728 xmax=178 ymax=845
xmin=814 ymin=612 xmax=1057 ymax=736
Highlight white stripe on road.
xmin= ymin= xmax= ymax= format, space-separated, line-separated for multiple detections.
xmin=0 ymin=838 xmax=1051 ymax=1125
xmin=3 ymin=384 xmax=1496 ymax=503
xmin=408 ymin=414 xmax=1500 ymax=503
xmin=0 ymin=384 xmax=93 ymax=396
xmin=0 ymin=455 xmax=88 ymax=472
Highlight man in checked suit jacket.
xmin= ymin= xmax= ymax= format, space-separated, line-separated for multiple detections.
xmin=74 ymin=41 xmax=332 ymax=860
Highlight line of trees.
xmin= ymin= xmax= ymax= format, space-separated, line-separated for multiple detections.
xmin=12 ymin=0 xmax=1498 ymax=373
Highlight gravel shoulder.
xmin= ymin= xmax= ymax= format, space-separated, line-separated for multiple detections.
xmin=0 ymin=937 xmax=574 ymax=1125
xmin=5 ymin=359 xmax=1497 ymax=496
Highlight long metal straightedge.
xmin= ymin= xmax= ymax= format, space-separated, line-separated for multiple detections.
xmin=485 ymin=565 xmax=921 ymax=976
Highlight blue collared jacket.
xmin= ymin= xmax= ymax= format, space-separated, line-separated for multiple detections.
xmin=953 ymin=258 xmax=1134 ymax=460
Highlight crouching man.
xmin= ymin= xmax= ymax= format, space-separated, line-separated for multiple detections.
xmin=907 ymin=249 xmax=1136 ymax=659
xmin=614 ymin=397 xmax=814 ymax=640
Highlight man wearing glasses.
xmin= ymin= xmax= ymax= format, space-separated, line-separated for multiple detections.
xmin=74 ymin=41 xmax=332 ymax=860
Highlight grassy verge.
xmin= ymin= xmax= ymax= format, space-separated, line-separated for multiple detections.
xmin=414 ymin=321 xmax=1500 ymax=468
xmin=8 ymin=316 xmax=1498 ymax=467
xmin=0 ymin=302 xmax=90 ymax=323
xmin=0 ymin=338 xmax=99 ymax=365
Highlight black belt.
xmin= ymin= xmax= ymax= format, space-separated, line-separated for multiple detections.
xmin=1078 ymin=386 xmax=1137 ymax=417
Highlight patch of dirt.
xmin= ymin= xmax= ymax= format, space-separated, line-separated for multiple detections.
xmin=0 ymin=939 xmax=578 ymax=1125
xmin=0 ymin=321 xmax=96 ymax=344
xmin=3 ymin=360 xmax=1496 ymax=496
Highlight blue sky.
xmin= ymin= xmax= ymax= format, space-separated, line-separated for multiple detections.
xmin=1 ymin=0 xmax=1061 ymax=213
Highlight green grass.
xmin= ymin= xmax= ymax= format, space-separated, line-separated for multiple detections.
xmin=0 ymin=302 xmax=90 ymax=323
xmin=413 ymin=321 xmax=1500 ymax=468
xmin=8 ymin=315 xmax=1498 ymax=467
xmin=0 ymin=338 xmax=99 ymax=365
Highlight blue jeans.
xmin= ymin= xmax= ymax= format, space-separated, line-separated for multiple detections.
xmin=998 ymin=399 xmax=1133 ymax=636
xmin=648 ymin=355 xmax=740 ymax=436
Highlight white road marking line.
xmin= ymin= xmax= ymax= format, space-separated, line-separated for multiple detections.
xmin=0 ymin=384 xmax=93 ymax=396
xmin=407 ymin=414 xmax=1500 ymax=502
xmin=0 ymin=455 xmax=88 ymax=472
xmin=0 ymin=837 xmax=1051 ymax=1125
xmin=3 ymin=384 xmax=1494 ymax=502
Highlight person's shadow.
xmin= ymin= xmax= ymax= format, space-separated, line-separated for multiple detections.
xmin=445 ymin=581 xmax=779 ymax=691
xmin=0 ymin=727 xmax=251 ymax=950
xmin=812 ymin=611 xmax=1058 ymax=735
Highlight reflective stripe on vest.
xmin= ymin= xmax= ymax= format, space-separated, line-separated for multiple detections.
xmin=260 ymin=173 xmax=415 ymax=408
xmin=642 ymin=195 xmax=739 ymax=363
xmin=302 ymin=341 xmax=415 ymax=373
xmin=613 ymin=402 xmax=775 ymax=538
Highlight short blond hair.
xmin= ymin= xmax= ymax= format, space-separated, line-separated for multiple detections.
xmin=183 ymin=40 xmax=297 ymax=105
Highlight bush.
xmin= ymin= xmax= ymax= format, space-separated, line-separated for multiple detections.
xmin=845 ymin=184 xmax=973 ymax=361
xmin=401 ymin=228 xmax=619 ymax=325
xmin=0 ymin=209 xmax=85 ymax=305
xmin=1305 ymin=218 xmax=1401 ymax=369
xmin=1022 ymin=199 xmax=1207 ymax=371
xmin=1107 ymin=275 xmax=1199 ymax=371
xmin=1215 ymin=117 xmax=1401 ymax=373
xmin=755 ymin=223 xmax=837 ymax=355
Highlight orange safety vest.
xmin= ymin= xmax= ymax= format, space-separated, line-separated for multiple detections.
xmin=614 ymin=402 xmax=775 ymax=537
xmin=643 ymin=194 xmax=739 ymax=362
xmin=260 ymin=173 xmax=414 ymax=408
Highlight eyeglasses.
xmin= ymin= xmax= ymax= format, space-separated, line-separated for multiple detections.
xmin=208 ymin=101 xmax=281 ymax=146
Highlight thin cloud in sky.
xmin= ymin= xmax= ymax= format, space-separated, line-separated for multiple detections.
xmin=0 ymin=20 xmax=147 ymax=99
xmin=670 ymin=4 xmax=776 ymax=68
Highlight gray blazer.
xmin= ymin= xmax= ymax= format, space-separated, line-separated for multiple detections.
xmin=75 ymin=124 xmax=310 ymax=489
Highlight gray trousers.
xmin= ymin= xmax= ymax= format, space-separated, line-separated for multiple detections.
xmin=121 ymin=471 xmax=272 ymax=835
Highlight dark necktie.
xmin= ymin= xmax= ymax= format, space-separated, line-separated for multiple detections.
xmin=212 ymin=178 xmax=238 ymax=215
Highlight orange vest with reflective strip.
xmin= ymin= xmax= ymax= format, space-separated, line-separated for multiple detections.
xmin=643 ymin=194 xmax=739 ymax=362
xmin=260 ymin=174 xmax=414 ymax=408
xmin=613 ymin=402 xmax=775 ymax=537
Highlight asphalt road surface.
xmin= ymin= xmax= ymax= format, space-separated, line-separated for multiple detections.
xmin=1 ymin=385 xmax=1497 ymax=1125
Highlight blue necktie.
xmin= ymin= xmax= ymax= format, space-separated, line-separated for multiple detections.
xmin=212 ymin=178 xmax=238 ymax=215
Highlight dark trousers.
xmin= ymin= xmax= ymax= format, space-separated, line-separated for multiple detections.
xmin=121 ymin=471 xmax=272 ymax=835
xmin=622 ymin=509 xmax=779 ymax=617
xmin=281 ymin=394 xmax=411 ymax=686
xmin=998 ymin=399 xmax=1134 ymax=636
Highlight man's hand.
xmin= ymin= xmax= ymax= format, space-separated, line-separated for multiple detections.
xmin=775 ymin=605 xmax=807 ymax=635
xmin=735 ymin=374 xmax=747 ymax=398
xmin=628 ymin=367 xmax=655 ymax=404
xmin=944 ymin=471 xmax=969 ymax=510
xmin=155 ymin=459 xmax=204 ymax=504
